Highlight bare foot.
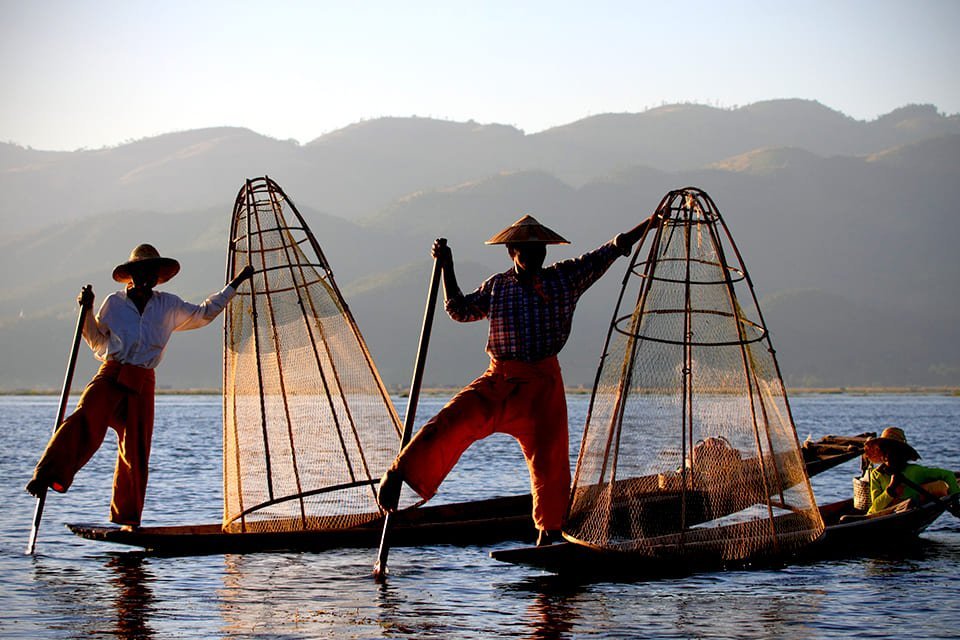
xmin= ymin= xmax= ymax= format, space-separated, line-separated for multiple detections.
xmin=25 ymin=477 xmax=48 ymax=498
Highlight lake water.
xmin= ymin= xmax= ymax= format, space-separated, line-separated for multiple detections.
xmin=1 ymin=393 xmax=959 ymax=639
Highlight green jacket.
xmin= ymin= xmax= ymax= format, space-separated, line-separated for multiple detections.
xmin=868 ymin=463 xmax=960 ymax=514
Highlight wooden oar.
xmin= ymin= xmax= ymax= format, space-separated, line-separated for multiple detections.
xmin=373 ymin=239 xmax=445 ymax=582
xmin=26 ymin=285 xmax=92 ymax=555
xmin=892 ymin=472 xmax=960 ymax=518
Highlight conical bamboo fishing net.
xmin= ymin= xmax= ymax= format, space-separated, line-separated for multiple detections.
xmin=565 ymin=188 xmax=823 ymax=561
xmin=222 ymin=177 xmax=402 ymax=533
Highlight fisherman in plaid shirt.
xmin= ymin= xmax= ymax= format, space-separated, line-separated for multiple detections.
xmin=379 ymin=213 xmax=658 ymax=545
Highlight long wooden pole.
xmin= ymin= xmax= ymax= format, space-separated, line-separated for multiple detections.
xmin=26 ymin=285 xmax=92 ymax=554
xmin=373 ymin=239 xmax=445 ymax=581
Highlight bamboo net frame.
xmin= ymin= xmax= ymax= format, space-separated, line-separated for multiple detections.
xmin=564 ymin=187 xmax=823 ymax=560
xmin=222 ymin=176 xmax=402 ymax=533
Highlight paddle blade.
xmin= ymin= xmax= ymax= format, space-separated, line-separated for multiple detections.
xmin=372 ymin=512 xmax=393 ymax=582
xmin=26 ymin=490 xmax=47 ymax=555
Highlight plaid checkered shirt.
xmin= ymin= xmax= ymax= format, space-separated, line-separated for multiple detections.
xmin=445 ymin=240 xmax=626 ymax=362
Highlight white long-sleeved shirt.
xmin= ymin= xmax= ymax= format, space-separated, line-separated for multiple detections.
xmin=82 ymin=285 xmax=236 ymax=369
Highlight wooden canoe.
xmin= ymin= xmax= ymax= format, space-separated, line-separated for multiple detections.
xmin=800 ymin=433 xmax=872 ymax=475
xmin=490 ymin=493 xmax=958 ymax=578
xmin=66 ymin=433 xmax=867 ymax=555
xmin=68 ymin=493 xmax=536 ymax=555
xmin=810 ymin=494 xmax=957 ymax=554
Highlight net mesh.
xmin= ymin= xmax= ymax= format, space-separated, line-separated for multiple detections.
xmin=222 ymin=177 xmax=402 ymax=533
xmin=565 ymin=188 xmax=823 ymax=560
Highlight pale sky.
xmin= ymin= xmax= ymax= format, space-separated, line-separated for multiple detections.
xmin=2 ymin=0 xmax=958 ymax=151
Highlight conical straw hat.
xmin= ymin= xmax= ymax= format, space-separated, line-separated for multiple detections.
xmin=864 ymin=426 xmax=921 ymax=462
xmin=485 ymin=215 xmax=570 ymax=245
xmin=112 ymin=244 xmax=181 ymax=284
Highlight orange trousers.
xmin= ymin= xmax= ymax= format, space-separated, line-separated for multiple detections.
xmin=394 ymin=356 xmax=570 ymax=531
xmin=32 ymin=361 xmax=155 ymax=526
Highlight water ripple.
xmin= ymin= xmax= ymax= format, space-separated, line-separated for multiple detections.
xmin=2 ymin=394 xmax=959 ymax=638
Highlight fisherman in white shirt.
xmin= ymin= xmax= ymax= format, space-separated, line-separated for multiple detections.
xmin=26 ymin=244 xmax=254 ymax=530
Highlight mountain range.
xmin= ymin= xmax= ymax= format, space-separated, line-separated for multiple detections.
xmin=1 ymin=99 xmax=958 ymax=391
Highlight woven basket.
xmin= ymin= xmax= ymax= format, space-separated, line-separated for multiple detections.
xmin=852 ymin=476 xmax=872 ymax=511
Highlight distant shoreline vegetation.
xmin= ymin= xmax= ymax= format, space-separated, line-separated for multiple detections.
xmin=3 ymin=387 xmax=959 ymax=397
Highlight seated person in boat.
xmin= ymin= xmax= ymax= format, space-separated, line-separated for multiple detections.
xmin=378 ymin=213 xmax=658 ymax=546
xmin=26 ymin=244 xmax=254 ymax=530
xmin=864 ymin=427 xmax=959 ymax=516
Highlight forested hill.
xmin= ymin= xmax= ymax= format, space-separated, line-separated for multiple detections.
xmin=1 ymin=100 xmax=958 ymax=390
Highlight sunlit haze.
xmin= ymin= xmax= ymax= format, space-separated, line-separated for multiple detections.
xmin=2 ymin=0 xmax=958 ymax=151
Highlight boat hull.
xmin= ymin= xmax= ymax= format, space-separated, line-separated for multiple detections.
xmin=490 ymin=495 xmax=957 ymax=578
xmin=65 ymin=435 xmax=866 ymax=556
xmin=809 ymin=496 xmax=952 ymax=554
xmin=69 ymin=493 xmax=535 ymax=555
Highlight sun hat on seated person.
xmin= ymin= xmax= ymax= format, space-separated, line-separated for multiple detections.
xmin=864 ymin=426 xmax=920 ymax=463
xmin=485 ymin=215 xmax=570 ymax=245
xmin=112 ymin=244 xmax=181 ymax=284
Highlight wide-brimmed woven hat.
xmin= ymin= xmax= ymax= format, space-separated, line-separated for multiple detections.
xmin=112 ymin=244 xmax=181 ymax=284
xmin=485 ymin=215 xmax=569 ymax=245
xmin=864 ymin=426 xmax=920 ymax=463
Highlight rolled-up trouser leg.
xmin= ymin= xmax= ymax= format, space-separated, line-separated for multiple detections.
xmin=395 ymin=356 xmax=570 ymax=531
xmin=32 ymin=363 xmax=126 ymax=493
xmin=394 ymin=371 xmax=502 ymax=500
xmin=497 ymin=359 xmax=569 ymax=531
xmin=518 ymin=384 xmax=569 ymax=531
xmin=110 ymin=365 xmax=155 ymax=526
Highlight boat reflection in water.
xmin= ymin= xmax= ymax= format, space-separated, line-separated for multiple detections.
xmin=217 ymin=550 xmax=382 ymax=637
xmin=106 ymin=554 xmax=155 ymax=640
xmin=499 ymin=572 xmax=832 ymax=638
xmin=522 ymin=586 xmax=577 ymax=639
xmin=28 ymin=552 xmax=156 ymax=640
